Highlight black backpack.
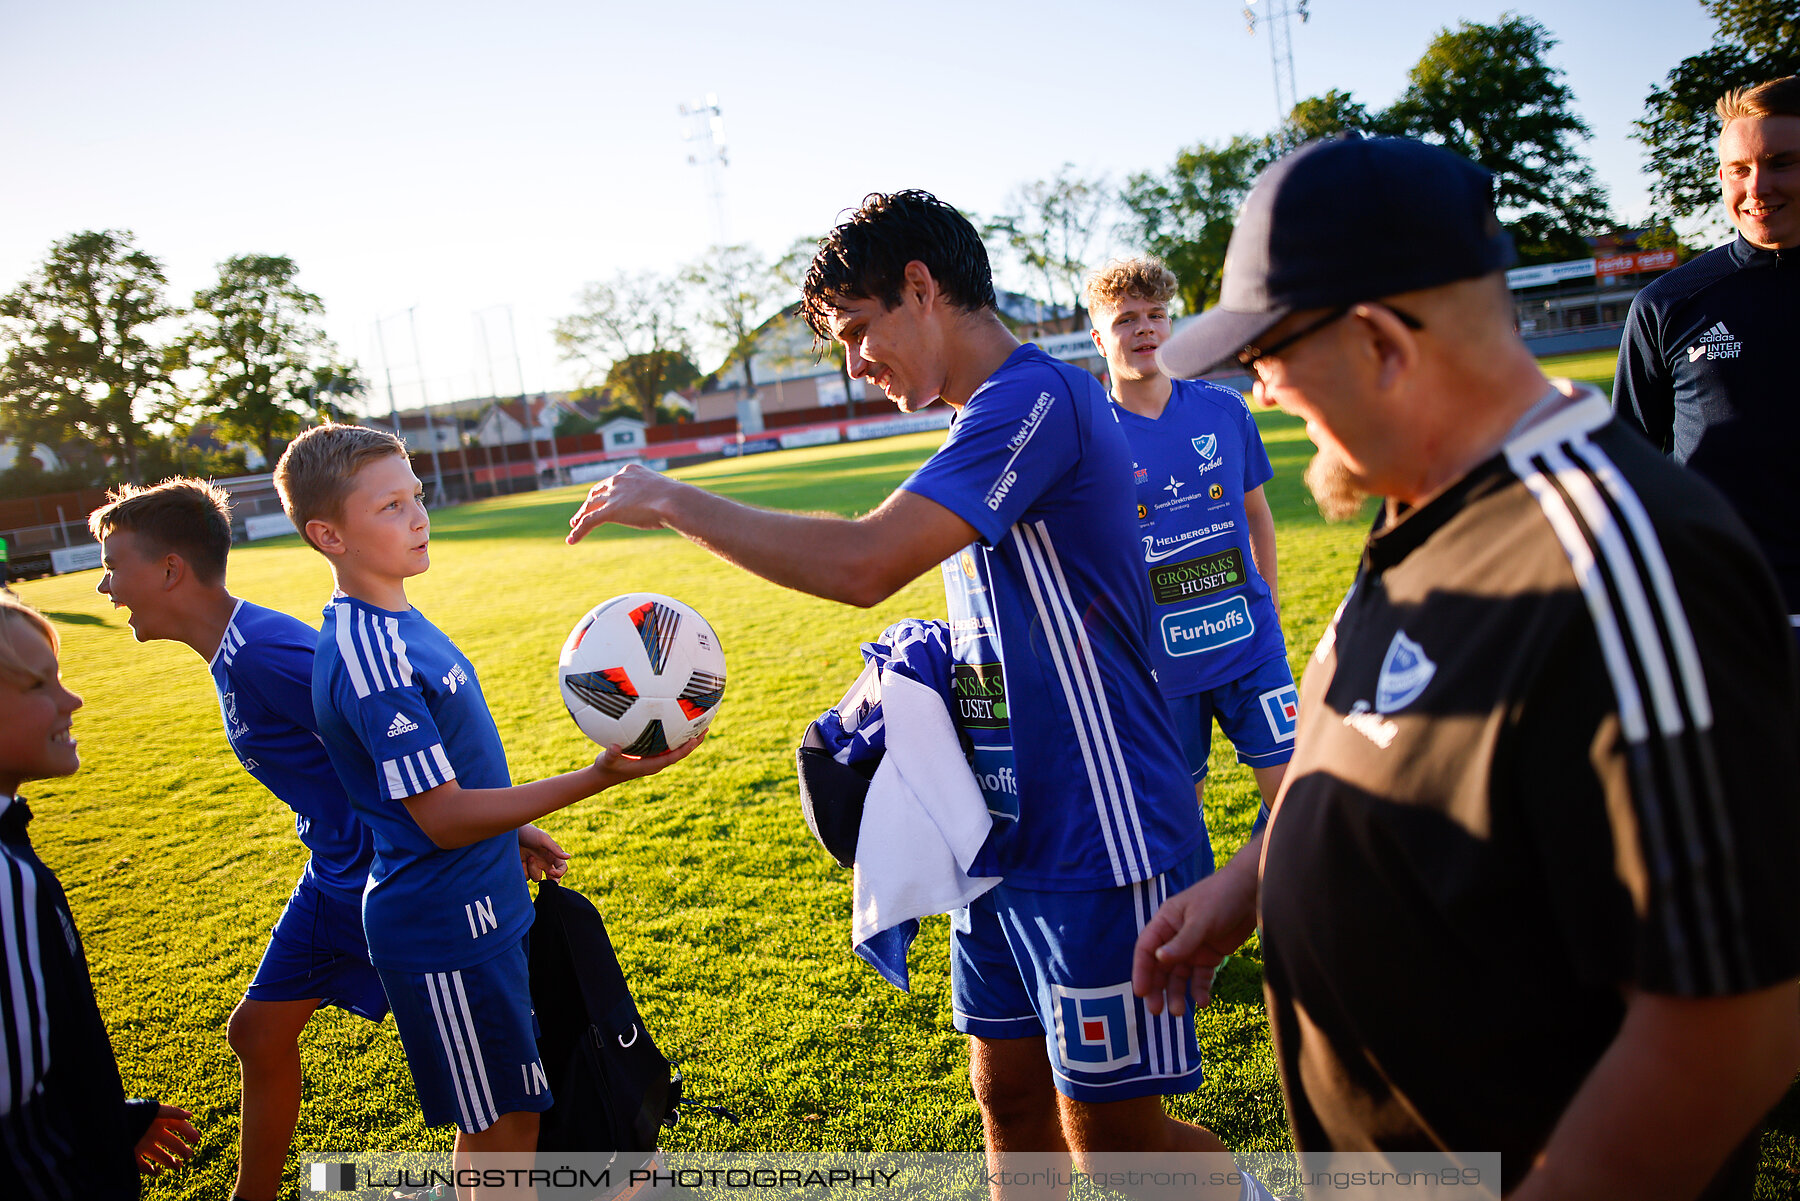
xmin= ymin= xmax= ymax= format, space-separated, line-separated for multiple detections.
xmin=528 ymin=879 xmax=682 ymax=1195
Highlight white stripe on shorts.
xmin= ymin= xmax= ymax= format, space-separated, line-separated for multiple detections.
xmin=449 ymin=970 xmax=501 ymax=1125
xmin=424 ymin=972 xmax=477 ymax=1131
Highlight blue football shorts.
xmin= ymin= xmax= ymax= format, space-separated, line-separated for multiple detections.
xmin=1168 ymin=654 xmax=1298 ymax=783
xmin=379 ymin=936 xmax=550 ymax=1132
xmin=246 ymin=870 xmax=388 ymax=1021
xmin=950 ymin=848 xmax=1208 ymax=1103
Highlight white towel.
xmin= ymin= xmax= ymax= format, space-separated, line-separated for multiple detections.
xmin=850 ymin=671 xmax=1000 ymax=988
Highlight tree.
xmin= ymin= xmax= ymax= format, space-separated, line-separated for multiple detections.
xmin=773 ymin=232 xmax=823 ymax=299
xmin=554 ymin=271 xmax=693 ymax=425
xmin=1274 ymin=90 xmax=1376 ymax=155
xmin=0 ymin=229 xmax=176 ymax=482
xmin=1637 ymin=0 xmax=1800 ymax=221
xmin=681 ymin=244 xmax=784 ymax=397
xmin=604 ymin=352 xmax=698 ymax=413
xmin=307 ymin=362 xmax=367 ymax=424
xmin=772 ymin=233 xmax=862 ymax=413
xmin=1381 ymin=16 xmax=1612 ymax=262
xmin=986 ymin=166 xmax=1110 ymax=330
xmin=180 ymin=255 xmax=359 ymax=465
xmin=1117 ymin=136 xmax=1264 ymax=314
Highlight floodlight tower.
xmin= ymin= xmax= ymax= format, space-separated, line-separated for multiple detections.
xmin=679 ymin=93 xmax=730 ymax=245
xmin=1244 ymin=0 xmax=1310 ymax=130
xmin=374 ymin=306 xmax=445 ymax=503
xmin=473 ymin=303 xmax=556 ymax=487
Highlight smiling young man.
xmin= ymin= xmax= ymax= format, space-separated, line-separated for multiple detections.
xmin=1615 ymin=75 xmax=1800 ymax=644
xmin=1137 ymin=134 xmax=1800 ymax=1200
xmin=89 ymin=478 xmax=383 ymax=1201
xmin=1086 ymin=257 xmax=1293 ymax=858
xmin=566 ymin=192 xmax=1254 ymax=1198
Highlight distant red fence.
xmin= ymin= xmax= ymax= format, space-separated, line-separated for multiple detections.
xmin=0 ymin=489 xmax=114 ymax=531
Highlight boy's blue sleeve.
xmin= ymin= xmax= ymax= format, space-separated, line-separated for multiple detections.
xmin=1239 ymin=395 xmax=1274 ymax=493
xmin=900 ymin=372 xmax=1081 ymax=546
xmin=234 ymin=635 xmax=319 ymax=735
xmin=330 ymin=657 xmax=457 ymax=802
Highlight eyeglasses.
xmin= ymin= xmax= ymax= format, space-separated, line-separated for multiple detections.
xmin=1235 ymin=304 xmax=1425 ymax=371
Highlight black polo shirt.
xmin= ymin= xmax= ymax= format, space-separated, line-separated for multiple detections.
xmin=2 ymin=796 xmax=160 ymax=1200
xmin=1614 ymin=235 xmax=1800 ymax=613
xmin=1260 ymin=392 xmax=1800 ymax=1194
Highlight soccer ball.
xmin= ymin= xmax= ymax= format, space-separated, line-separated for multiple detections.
xmin=557 ymin=593 xmax=726 ymax=757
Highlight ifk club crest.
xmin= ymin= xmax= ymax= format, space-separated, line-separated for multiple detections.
xmin=1192 ymin=434 xmax=1218 ymax=461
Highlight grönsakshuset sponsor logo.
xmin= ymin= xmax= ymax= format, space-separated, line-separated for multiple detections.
xmin=953 ymin=662 xmax=1008 ymax=729
xmin=1148 ymin=547 xmax=1248 ymax=606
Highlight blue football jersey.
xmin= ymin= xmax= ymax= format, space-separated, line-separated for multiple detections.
xmin=1114 ymin=378 xmax=1288 ymax=695
xmin=313 ymin=595 xmax=530 ymax=973
xmin=901 ymin=343 xmax=1201 ymax=890
xmin=210 ymin=600 xmax=374 ymax=904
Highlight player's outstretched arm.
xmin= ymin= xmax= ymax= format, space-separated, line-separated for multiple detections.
xmin=565 ymin=463 xmax=977 ymax=608
xmin=403 ymin=736 xmax=703 ymax=850
xmin=1133 ymin=831 xmax=1263 ymax=1016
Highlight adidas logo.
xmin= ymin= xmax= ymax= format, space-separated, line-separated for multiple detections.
xmin=1686 ymin=321 xmax=1744 ymax=363
xmin=386 ymin=711 xmax=419 ymax=737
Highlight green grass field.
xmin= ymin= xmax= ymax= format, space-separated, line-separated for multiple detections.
xmin=1536 ymin=348 xmax=1621 ymax=397
xmin=15 ymin=378 xmax=1799 ymax=1198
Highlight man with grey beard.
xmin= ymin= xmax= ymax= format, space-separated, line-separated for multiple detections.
xmin=1135 ymin=134 xmax=1800 ymax=1200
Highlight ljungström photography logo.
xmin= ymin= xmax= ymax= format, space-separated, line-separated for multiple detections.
xmin=309 ymin=1161 xmax=357 ymax=1192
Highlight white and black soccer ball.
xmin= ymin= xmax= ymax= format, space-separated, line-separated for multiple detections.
xmin=557 ymin=593 xmax=726 ymax=757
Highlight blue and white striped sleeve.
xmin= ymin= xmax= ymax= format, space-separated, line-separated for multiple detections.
xmin=328 ymin=603 xmax=458 ymax=802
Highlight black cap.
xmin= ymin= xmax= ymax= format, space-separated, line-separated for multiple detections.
xmin=1157 ymin=135 xmax=1516 ymax=379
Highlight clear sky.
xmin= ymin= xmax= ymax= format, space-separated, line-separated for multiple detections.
xmin=0 ymin=0 xmax=1721 ymax=410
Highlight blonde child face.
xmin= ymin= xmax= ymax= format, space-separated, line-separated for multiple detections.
xmin=0 ymin=622 xmax=83 ymax=797
xmin=326 ymin=453 xmax=431 ymax=584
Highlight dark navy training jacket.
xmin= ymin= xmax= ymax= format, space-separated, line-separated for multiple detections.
xmin=1614 ymin=235 xmax=1800 ymax=612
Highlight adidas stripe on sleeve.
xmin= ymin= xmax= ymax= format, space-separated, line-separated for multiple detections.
xmin=1507 ymin=405 xmax=1797 ymax=995
xmin=329 ymin=600 xmax=458 ymax=802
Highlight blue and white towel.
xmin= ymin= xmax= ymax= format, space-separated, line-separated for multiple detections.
xmin=812 ymin=620 xmax=1000 ymax=990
